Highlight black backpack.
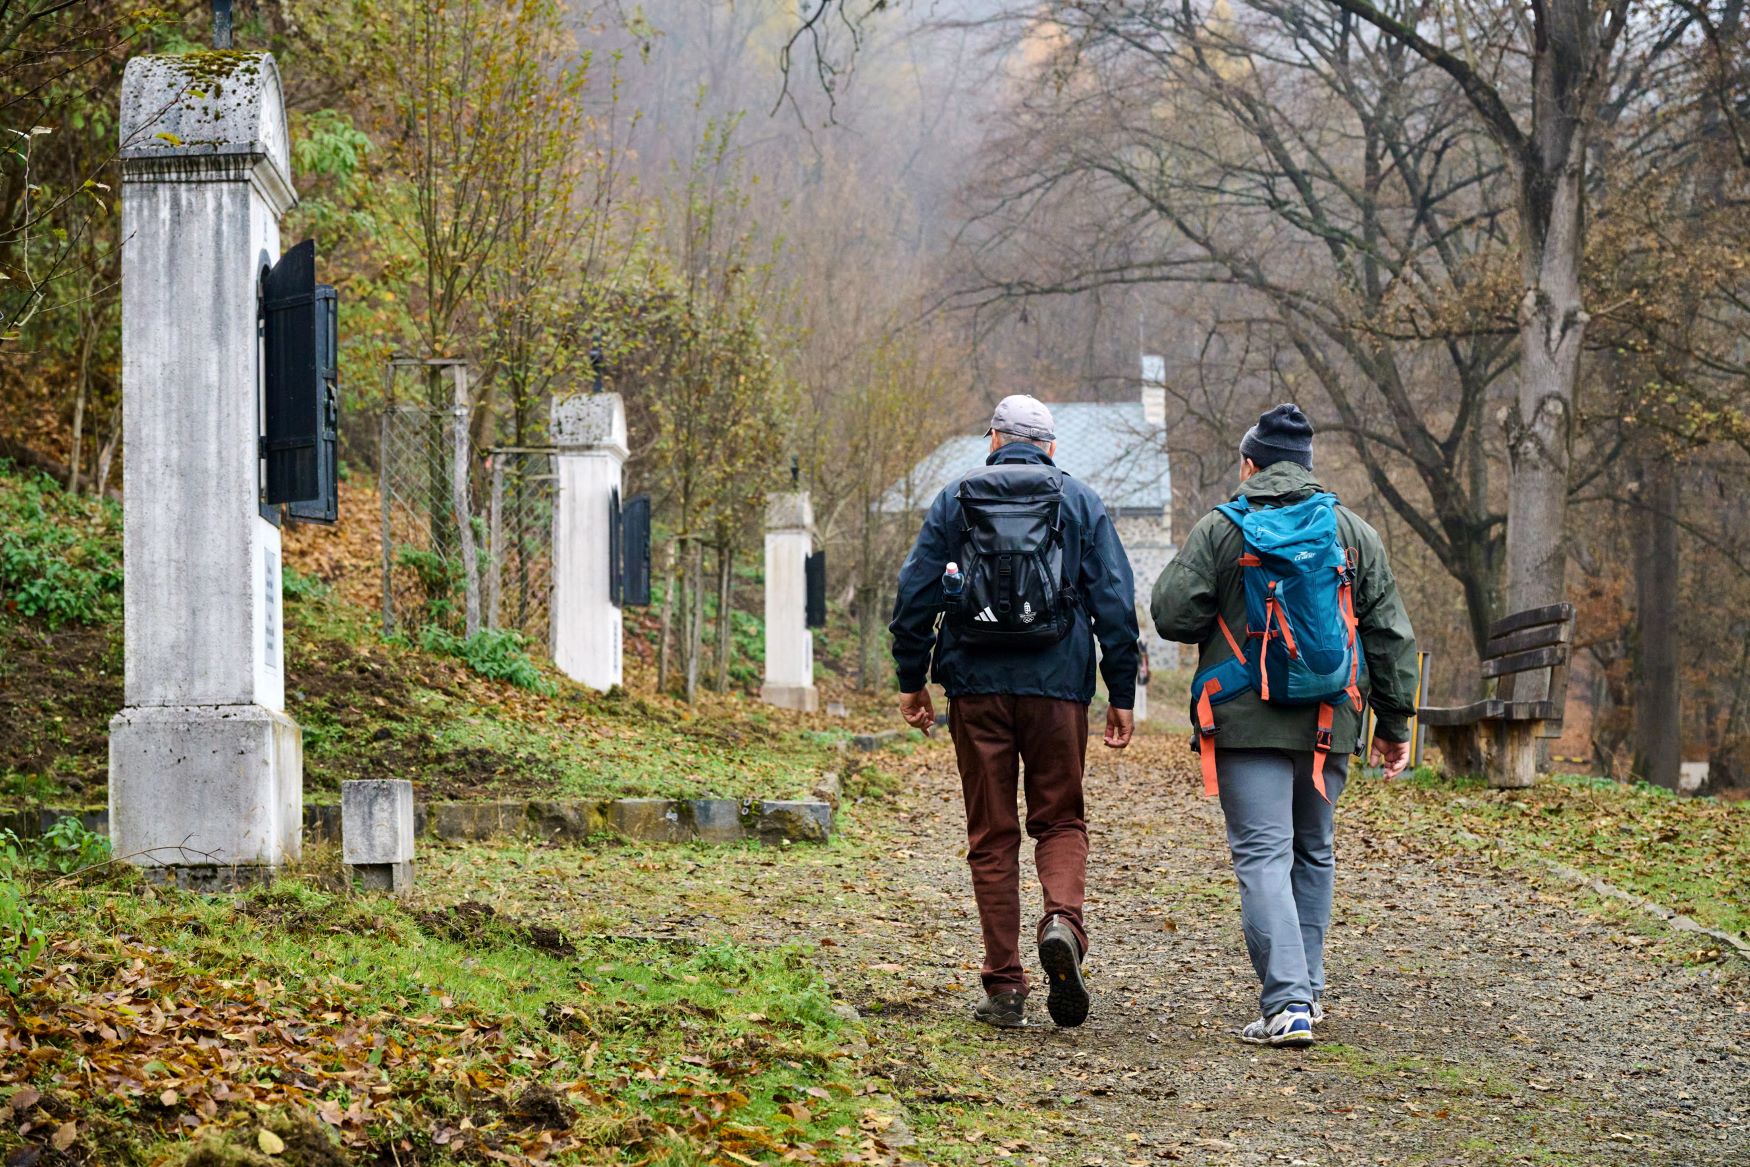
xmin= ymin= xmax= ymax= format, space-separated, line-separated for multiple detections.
xmin=947 ymin=464 xmax=1077 ymax=649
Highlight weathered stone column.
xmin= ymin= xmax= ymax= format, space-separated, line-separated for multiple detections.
xmin=761 ymin=492 xmax=817 ymax=712
xmin=550 ymin=394 xmax=627 ymax=691
xmin=108 ymin=53 xmax=302 ymax=885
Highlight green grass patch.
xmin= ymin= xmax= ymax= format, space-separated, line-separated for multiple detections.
xmin=1348 ymin=767 xmax=1750 ymax=938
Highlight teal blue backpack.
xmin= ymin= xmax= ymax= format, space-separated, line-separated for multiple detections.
xmin=1189 ymin=492 xmax=1362 ymax=799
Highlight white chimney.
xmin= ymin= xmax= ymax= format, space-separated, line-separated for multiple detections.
xmin=1140 ymin=354 xmax=1167 ymax=427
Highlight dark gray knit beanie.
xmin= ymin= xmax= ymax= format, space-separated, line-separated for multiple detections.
xmin=1240 ymin=403 xmax=1314 ymax=469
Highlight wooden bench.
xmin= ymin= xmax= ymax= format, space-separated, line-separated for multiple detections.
xmin=1417 ymin=603 xmax=1575 ymax=789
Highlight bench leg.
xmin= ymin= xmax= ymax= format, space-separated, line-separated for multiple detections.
xmin=1490 ymin=722 xmax=1537 ymax=789
xmin=1428 ymin=724 xmax=1482 ymax=778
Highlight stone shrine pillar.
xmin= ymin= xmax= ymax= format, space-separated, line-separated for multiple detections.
xmin=108 ymin=53 xmax=302 ymax=884
xmin=761 ymin=492 xmax=818 ymax=712
xmin=550 ymin=394 xmax=627 ymax=691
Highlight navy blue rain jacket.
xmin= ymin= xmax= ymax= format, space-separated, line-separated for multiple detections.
xmin=888 ymin=442 xmax=1142 ymax=708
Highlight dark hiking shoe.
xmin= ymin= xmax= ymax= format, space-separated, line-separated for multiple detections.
xmin=1038 ymin=915 xmax=1089 ymax=1028
xmin=973 ymin=990 xmax=1027 ymax=1029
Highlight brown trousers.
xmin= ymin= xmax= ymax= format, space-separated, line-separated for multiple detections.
xmin=948 ymin=694 xmax=1090 ymax=994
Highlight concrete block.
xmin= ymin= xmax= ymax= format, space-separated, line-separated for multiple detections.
xmin=760 ymin=682 xmax=819 ymax=713
xmin=810 ymin=771 xmax=842 ymax=808
xmin=611 ymin=798 xmax=687 ymax=843
xmin=690 ymin=799 xmax=748 ymax=844
xmin=109 ymin=705 xmax=302 ymax=882
xmin=427 ymin=801 xmax=524 ymax=841
xmin=342 ymin=780 xmax=414 ymax=897
xmin=526 ymin=799 xmax=612 ymax=842
xmin=755 ymin=800 xmax=832 ymax=845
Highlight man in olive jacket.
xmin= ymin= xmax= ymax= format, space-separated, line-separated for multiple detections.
xmin=1152 ymin=403 xmax=1418 ymax=1046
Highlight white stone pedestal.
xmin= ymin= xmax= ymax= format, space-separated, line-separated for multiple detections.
xmin=550 ymin=394 xmax=628 ymax=691
xmin=761 ymin=492 xmax=817 ymax=712
xmin=108 ymin=53 xmax=302 ymax=885
xmin=342 ymin=780 xmax=415 ymax=895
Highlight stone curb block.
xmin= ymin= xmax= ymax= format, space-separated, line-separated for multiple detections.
xmin=5 ymin=797 xmax=833 ymax=848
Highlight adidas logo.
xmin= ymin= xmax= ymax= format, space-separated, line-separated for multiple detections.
xmin=973 ymin=606 xmax=998 ymax=623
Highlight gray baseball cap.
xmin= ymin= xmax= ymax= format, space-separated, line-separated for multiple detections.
xmin=986 ymin=394 xmax=1056 ymax=442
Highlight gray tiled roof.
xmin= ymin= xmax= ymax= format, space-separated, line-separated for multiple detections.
xmin=884 ymin=402 xmax=1171 ymax=513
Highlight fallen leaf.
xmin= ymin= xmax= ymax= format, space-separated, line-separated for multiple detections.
xmin=8 ymin=1088 xmax=40 ymax=1114
xmin=160 ymin=1089 xmax=178 ymax=1107
xmin=50 ymin=1122 xmax=76 ymax=1151
xmin=258 ymin=1129 xmax=286 ymax=1155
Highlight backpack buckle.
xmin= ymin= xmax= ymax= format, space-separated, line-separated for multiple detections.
xmin=1314 ymin=725 xmax=1333 ymax=751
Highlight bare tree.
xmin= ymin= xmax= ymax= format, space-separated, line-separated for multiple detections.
xmin=952 ymin=3 xmax=1522 ymax=651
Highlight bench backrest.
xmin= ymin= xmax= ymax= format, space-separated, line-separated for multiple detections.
xmin=1481 ymin=602 xmax=1576 ymax=712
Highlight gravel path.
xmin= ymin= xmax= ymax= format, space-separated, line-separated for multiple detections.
xmin=816 ymin=732 xmax=1750 ymax=1166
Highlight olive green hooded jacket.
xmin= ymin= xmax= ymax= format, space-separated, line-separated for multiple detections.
xmin=1150 ymin=461 xmax=1419 ymax=754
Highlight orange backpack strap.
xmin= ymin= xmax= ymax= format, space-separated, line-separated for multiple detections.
xmin=1310 ymin=702 xmax=1335 ymax=802
xmin=1339 ymin=574 xmax=1363 ymax=711
xmin=1196 ymin=677 xmax=1223 ymax=798
xmin=1216 ymin=613 xmax=1245 ymax=661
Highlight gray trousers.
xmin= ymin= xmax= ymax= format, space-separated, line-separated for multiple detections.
xmin=1215 ymin=748 xmax=1347 ymax=1017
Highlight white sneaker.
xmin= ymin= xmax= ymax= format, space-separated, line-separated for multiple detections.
xmin=1240 ymin=1003 xmax=1315 ymax=1047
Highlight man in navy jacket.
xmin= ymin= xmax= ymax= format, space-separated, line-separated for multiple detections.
xmin=890 ymin=394 xmax=1141 ymax=1028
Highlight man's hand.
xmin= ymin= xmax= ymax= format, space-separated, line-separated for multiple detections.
xmin=1371 ymin=736 xmax=1411 ymax=779
xmin=899 ymin=689 xmax=936 ymax=733
xmin=1103 ymin=706 xmax=1134 ymax=750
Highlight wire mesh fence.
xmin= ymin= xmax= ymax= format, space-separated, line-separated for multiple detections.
xmin=378 ymin=402 xmax=481 ymax=639
xmin=485 ymin=448 xmax=557 ymax=650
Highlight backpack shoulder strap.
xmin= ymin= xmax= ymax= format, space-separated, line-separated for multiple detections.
xmin=1213 ymin=498 xmax=1251 ymax=528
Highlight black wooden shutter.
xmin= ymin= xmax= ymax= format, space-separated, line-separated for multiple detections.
xmin=805 ymin=550 xmax=827 ymax=628
xmin=608 ymin=487 xmax=624 ymax=606
xmin=261 ymin=240 xmax=319 ymax=505
xmin=621 ymin=494 xmax=652 ymax=606
xmin=288 ymin=282 xmax=339 ymax=524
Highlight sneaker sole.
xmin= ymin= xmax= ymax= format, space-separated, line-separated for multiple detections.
xmin=1039 ymin=934 xmax=1089 ymax=1028
xmin=1239 ymin=1023 xmax=1316 ymax=1047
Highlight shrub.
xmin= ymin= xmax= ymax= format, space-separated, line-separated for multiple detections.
xmin=417 ymin=626 xmax=557 ymax=694
xmin=281 ymin=566 xmax=330 ymax=601
xmin=0 ymin=821 xmax=97 ymax=993
xmin=0 ymin=870 xmax=45 ymax=994
xmin=0 ymin=468 xmax=122 ymax=627
xmin=395 ymin=547 xmax=464 ymax=629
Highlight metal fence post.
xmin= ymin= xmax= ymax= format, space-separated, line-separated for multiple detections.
xmin=486 ymin=455 xmax=504 ymax=631
xmin=379 ymin=407 xmax=394 ymax=637
xmin=450 ymin=365 xmax=481 ymax=639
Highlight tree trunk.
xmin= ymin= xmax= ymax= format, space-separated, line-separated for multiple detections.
xmin=1632 ymin=457 xmax=1681 ymax=789
xmin=1503 ymin=170 xmax=1586 ymax=617
xmin=1500 ymin=2 xmax=1607 ymax=712
xmin=685 ymin=539 xmax=704 ymax=703
xmin=657 ymin=539 xmax=678 ymax=694
xmin=93 ymin=401 xmax=122 ymax=498
xmin=67 ymin=313 xmax=96 ymax=496
xmin=714 ymin=545 xmax=732 ymax=692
